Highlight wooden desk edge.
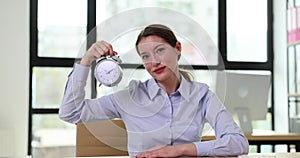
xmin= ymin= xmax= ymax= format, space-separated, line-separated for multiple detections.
xmin=202 ymin=133 xmax=300 ymax=141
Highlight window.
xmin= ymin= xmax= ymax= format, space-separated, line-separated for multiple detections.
xmin=96 ymin=0 xmax=219 ymax=65
xmin=29 ymin=0 xmax=273 ymax=156
xmin=227 ymin=0 xmax=268 ymax=62
xmin=38 ymin=0 xmax=87 ymax=58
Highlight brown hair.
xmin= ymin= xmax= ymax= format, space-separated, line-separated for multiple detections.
xmin=135 ymin=24 xmax=193 ymax=82
xmin=135 ymin=24 xmax=177 ymax=48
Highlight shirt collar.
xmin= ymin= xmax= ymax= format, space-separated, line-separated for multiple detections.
xmin=147 ymin=76 xmax=191 ymax=101
xmin=177 ymin=76 xmax=190 ymax=101
xmin=148 ymin=78 xmax=161 ymax=100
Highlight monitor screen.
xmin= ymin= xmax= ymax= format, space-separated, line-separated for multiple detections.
xmin=215 ymin=71 xmax=271 ymax=120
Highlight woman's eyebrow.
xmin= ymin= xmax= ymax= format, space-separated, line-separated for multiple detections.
xmin=138 ymin=43 xmax=165 ymax=54
xmin=140 ymin=52 xmax=148 ymax=55
xmin=154 ymin=43 xmax=164 ymax=50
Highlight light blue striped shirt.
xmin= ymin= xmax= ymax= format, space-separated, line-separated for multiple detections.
xmin=59 ymin=63 xmax=249 ymax=156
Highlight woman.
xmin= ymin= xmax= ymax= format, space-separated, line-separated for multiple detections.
xmin=59 ymin=24 xmax=249 ymax=157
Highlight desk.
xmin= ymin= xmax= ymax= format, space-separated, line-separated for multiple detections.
xmin=239 ymin=152 xmax=300 ymax=158
xmin=76 ymin=152 xmax=300 ymax=158
xmin=76 ymin=121 xmax=300 ymax=156
xmin=202 ymin=130 xmax=300 ymax=152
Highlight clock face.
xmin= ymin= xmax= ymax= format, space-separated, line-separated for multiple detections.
xmin=94 ymin=59 xmax=123 ymax=86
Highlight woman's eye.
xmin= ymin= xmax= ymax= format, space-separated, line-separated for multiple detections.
xmin=156 ymin=47 xmax=165 ymax=53
xmin=141 ymin=54 xmax=149 ymax=60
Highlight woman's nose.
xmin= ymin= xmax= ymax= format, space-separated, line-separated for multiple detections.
xmin=151 ymin=54 xmax=161 ymax=63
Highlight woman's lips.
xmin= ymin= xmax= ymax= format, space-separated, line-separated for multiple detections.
xmin=153 ymin=66 xmax=166 ymax=74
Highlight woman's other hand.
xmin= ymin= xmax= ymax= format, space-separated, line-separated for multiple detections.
xmin=136 ymin=143 xmax=196 ymax=158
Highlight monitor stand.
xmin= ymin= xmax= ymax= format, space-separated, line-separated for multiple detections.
xmin=236 ymin=107 xmax=253 ymax=134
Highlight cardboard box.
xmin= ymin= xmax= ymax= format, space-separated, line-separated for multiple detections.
xmin=76 ymin=119 xmax=128 ymax=156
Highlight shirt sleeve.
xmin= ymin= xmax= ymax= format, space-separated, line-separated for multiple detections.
xmin=193 ymin=91 xmax=249 ymax=156
xmin=58 ymin=62 xmax=120 ymax=124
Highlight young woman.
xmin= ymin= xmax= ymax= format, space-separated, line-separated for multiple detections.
xmin=59 ymin=24 xmax=249 ymax=157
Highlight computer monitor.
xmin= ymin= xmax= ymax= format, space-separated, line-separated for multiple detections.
xmin=215 ymin=71 xmax=271 ymax=133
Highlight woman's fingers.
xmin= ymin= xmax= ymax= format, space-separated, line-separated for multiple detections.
xmin=94 ymin=40 xmax=116 ymax=57
xmin=80 ymin=40 xmax=116 ymax=66
xmin=101 ymin=40 xmax=115 ymax=56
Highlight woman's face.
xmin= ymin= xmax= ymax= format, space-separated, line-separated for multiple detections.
xmin=137 ymin=35 xmax=181 ymax=82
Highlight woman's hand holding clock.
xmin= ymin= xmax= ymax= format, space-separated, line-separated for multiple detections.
xmin=80 ymin=40 xmax=117 ymax=66
xmin=79 ymin=40 xmax=123 ymax=87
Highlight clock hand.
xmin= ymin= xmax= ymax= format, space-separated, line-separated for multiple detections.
xmin=100 ymin=68 xmax=108 ymax=73
xmin=106 ymin=65 xmax=117 ymax=74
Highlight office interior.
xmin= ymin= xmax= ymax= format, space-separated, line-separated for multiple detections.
xmin=0 ymin=0 xmax=297 ymax=157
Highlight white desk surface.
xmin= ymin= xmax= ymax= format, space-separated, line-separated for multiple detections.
xmin=239 ymin=152 xmax=300 ymax=158
xmin=75 ymin=152 xmax=300 ymax=158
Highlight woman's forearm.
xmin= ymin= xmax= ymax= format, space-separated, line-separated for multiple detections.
xmin=176 ymin=143 xmax=197 ymax=156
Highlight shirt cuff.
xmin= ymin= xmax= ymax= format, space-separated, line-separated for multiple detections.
xmin=71 ymin=62 xmax=90 ymax=82
xmin=193 ymin=141 xmax=214 ymax=156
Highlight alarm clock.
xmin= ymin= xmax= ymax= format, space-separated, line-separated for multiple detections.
xmin=94 ymin=55 xmax=123 ymax=87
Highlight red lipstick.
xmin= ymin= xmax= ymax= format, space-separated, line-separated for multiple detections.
xmin=153 ymin=66 xmax=166 ymax=74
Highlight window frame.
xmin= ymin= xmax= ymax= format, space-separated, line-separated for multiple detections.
xmin=28 ymin=0 xmax=274 ymax=155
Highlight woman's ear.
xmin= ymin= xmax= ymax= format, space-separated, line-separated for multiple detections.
xmin=175 ymin=41 xmax=182 ymax=54
xmin=175 ymin=41 xmax=182 ymax=61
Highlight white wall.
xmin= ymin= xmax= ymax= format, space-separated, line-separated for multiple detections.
xmin=0 ymin=0 xmax=29 ymax=156
xmin=273 ymin=0 xmax=289 ymax=132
